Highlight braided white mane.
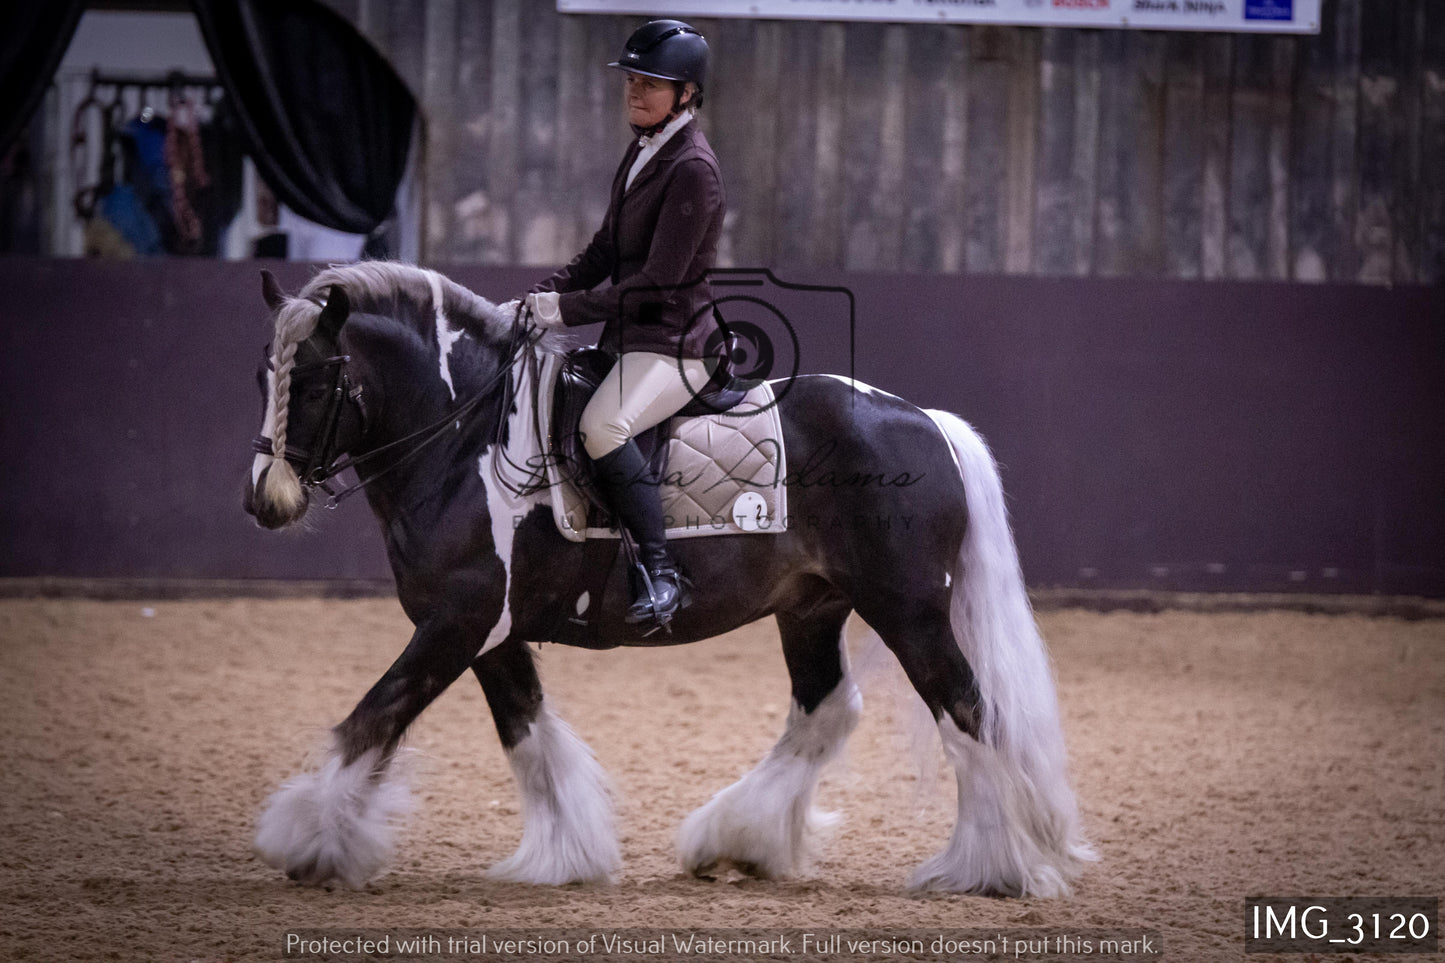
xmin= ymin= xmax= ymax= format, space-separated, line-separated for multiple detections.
xmin=258 ymin=294 xmax=326 ymax=515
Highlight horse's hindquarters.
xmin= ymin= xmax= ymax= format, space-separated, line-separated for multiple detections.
xmin=763 ymin=378 xmax=1091 ymax=895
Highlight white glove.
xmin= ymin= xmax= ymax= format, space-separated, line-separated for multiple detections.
xmin=525 ymin=291 xmax=565 ymax=329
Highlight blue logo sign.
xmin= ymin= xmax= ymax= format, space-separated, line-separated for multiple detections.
xmin=1244 ymin=0 xmax=1292 ymax=20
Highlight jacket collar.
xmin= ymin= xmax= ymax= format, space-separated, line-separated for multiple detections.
xmin=633 ymin=108 xmax=695 ymax=150
xmin=621 ymin=114 xmax=696 ymax=197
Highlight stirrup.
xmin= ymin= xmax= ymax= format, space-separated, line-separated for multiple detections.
xmin=626 ymin=565 xmax=691 ymax=635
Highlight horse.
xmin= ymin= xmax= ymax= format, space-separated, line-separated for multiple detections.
xmin=241 ymin=260 xmax=1094 ymax=896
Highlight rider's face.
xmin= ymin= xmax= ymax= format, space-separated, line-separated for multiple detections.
xmin=625 ymin=72 xmax=688 ymax=129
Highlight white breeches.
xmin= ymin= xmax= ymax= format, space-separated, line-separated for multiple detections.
xmin=580 ymin=351 xmax=712 ymax=459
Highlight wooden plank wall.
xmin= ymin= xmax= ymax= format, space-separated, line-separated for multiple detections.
xmin=327 ymin=0 xmax=1443 ymax=286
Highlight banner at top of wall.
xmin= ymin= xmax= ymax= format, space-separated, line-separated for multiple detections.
xmin=557 ymin=0 xmax=1320 ymax=34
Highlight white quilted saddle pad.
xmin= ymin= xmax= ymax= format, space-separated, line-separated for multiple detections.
xmin=537 ymin=354 xmax=788 ymax=543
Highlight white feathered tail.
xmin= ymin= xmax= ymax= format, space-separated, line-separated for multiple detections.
xmin=912 ymin=410 xmax=1095 ymax=896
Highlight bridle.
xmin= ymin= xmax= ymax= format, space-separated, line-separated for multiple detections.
xmin=251 ymin=348 xmax=358 ymax=491
xmin=253 ymin=306 xmax=540 ymax=509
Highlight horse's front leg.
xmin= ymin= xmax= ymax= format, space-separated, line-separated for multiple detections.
xmin=471 ymin=637 xmax=620 ymax=884
xmin=255 ymin=615 xmax=483 ymax=888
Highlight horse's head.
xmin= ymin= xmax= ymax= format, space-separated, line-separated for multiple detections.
xmin=243 ymin=270 xmax=365 ymax=529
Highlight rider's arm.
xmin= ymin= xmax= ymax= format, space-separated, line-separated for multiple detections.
xmin=552 ymin=156 xmax=722 ymax=329
xmin=531 ymin=209 xmax=617 ymax=297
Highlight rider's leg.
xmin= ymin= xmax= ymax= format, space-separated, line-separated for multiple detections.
xmin=591 ymin=438 xmax=684 ymax=622
xmin=580 ymin=352 xmax=711 ymax=458
xmin=581 ymin=352 xmax=710 ymax=624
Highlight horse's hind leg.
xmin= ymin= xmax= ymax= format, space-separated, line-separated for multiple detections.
xmin=471 ymin=638 xmax=620 ymax=885
xmin=857 ymin=589 xmax=1088 ymax=897
xmin=255 ymin=621 xmax=481 ymax=888
xmin=678 ymin=588 xmax=860 ymax=880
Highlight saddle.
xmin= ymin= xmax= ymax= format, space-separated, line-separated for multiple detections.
xmin=542 ymin=347 xmax=788 ymax=542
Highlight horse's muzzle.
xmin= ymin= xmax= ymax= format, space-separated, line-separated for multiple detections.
xmin=244 ymin=465 xmax=310 ymax=530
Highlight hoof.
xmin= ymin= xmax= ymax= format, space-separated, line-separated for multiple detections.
xmin=255 ymin=749 xmax=411 ymax=890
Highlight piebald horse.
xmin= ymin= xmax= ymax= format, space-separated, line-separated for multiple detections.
xmin=242 ymin=261 xmax=1093 ymax=895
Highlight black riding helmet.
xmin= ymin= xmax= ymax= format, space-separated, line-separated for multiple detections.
xmin=608 ymin=19 xmax=709 ymax=92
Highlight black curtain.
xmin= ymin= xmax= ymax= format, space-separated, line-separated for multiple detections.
xmin=0 ymin=2 xmax=87 ymax=155
xmin=190 ymin=0 xmax=417 ymax=238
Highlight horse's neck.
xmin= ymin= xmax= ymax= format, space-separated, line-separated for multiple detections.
xmin=357 ymin=336 xmax=547 ymax=521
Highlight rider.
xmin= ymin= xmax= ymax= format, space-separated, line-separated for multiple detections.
xmin=520 ymin=20 xmax=724 ymax=627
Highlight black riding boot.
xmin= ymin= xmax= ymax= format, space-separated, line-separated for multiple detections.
xmin=590 ymin=440 xmax=690 ymax=625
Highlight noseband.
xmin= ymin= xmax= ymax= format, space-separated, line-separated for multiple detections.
xmin=251 ymin=353 xmax=360 ymax=493
xmin=253 ymin=308 xmax=537 ymax=509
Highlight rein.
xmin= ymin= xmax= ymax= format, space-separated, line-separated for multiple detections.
xmin=254 ymin=306 xmax=540 ymax=510
xmin=487 ymin=330 xmax=552 ymax=500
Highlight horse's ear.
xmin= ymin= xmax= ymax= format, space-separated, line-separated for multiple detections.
xmin=317 ymin=285 xmax=350 ymax=338
xmin=261 ymin=269 xmax=287 ymax=311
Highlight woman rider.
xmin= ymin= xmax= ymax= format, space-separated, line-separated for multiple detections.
xmin=516 ymin=20 xmax=724 ymax=628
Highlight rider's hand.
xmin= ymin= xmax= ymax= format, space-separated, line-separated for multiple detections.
xmin=524 ymin=291 xmax=565 ymax=329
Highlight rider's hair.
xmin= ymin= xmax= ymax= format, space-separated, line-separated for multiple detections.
xmin=675 ymin=81 xmax=704 ymax=112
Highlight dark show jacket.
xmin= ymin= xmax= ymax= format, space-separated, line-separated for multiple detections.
xmin=533 ymin=119 xmax=725 ymax=360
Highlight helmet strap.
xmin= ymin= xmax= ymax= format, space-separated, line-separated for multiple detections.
xmin=631 ymin=117 xmax=672 ymax=138
xmin=631 ymin=101 xmax=693 ymax=140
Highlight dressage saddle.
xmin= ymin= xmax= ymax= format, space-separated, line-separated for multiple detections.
xmin=552 ymin=344 xmax=749 ymax=526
